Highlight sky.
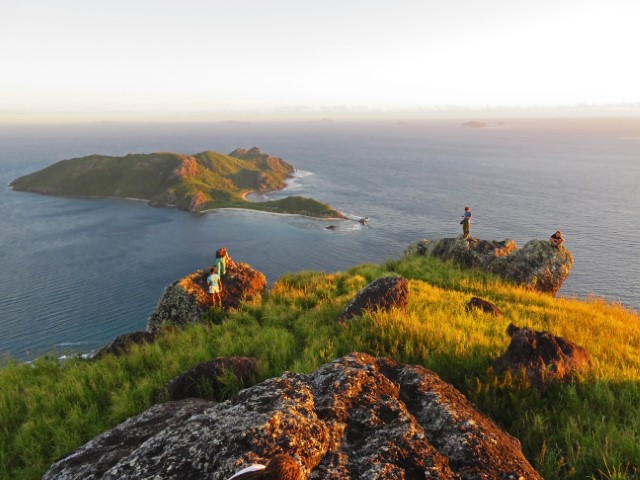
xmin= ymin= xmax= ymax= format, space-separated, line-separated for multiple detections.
xmin=1 ymin=0 xmax=640 ymax=122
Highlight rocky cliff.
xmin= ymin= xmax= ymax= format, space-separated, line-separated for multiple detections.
xmin=405 ymin=237 xmax=573 ymax=295
xmin=43 ymin=353 xmax=541 ymax=480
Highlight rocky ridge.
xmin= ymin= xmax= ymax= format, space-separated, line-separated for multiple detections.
xmin=44 ymin=353 xmax=541 ymax=480
xmin=405 ymin=237 xmax=574 ymax=295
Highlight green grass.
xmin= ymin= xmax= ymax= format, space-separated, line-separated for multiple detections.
xmin=1 ymin=256 xmax=640 ymax=479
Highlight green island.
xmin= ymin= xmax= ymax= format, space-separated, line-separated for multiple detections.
xmin=10 ymin=147 xmax=342 ymax=219
xmin=1 ymin=254 xmax=639 ymax=479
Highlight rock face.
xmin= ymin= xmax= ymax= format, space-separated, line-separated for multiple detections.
xmin=338 ymin=276 xmax=410 ymax=322
xmin=494 ymin=324 xmax=593 ymax=387
xmin=93 ymin=331 xmax=158 ymax=359
xmin=162 ymin=356 xmax=259 ymax=402
xmin=405 ymin=237 xmax=574 ymax=295
xmin=465 ymin=297 xmax=503 ymax=316
xmin=147 ymin=262 xmax=266 ymax=333
xmin=44 ymin=353 xmax=541 ymax=480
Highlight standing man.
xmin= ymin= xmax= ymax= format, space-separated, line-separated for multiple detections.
xmin=461 ymin=206 xmax=472 ymax=238
xmin=207 ymin=266 xmax=222 ymax=307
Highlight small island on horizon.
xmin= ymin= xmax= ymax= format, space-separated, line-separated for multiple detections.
xmin=461 ymin=120 xmax=506 ymax=129
xmin=10 ymin=147 xmax=343 ymax=219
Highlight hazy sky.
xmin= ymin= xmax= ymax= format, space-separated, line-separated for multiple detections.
xmin=1 ymin=0 xmax=639 ymax=121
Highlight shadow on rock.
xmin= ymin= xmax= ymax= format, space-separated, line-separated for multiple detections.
xmin=494 ymin=323 xmax=593 ymax=388
xmin=44 ymin=353 xmax=541 ymax=480
xmin=159 ymin=356 xmax=260 ymax=402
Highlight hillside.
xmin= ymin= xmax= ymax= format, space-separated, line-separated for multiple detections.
xmin=10 ymin=147 xmax=342 ymax=218
xmin=1 ymin=254 xmax=639 ymax=479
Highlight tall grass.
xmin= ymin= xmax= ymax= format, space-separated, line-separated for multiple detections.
xmin=1 ymin=256 xmax=639 ymax=479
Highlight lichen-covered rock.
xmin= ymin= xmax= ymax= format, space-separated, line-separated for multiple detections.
xmin=337 ymin=276 xmax=409 ymax=322
xmin=161 ymin=356 xmax=259 ymax=402
xmin=42 ymin=398 xmax=213 ymax=480
xmin=93 ymin=331 xmax=158 ymax=359
xmin=466 ymin=297 xmax=503 ymax=316
xmin=146 ymin=262 xmax=266 ymax=333
xmin=494 ymin=323 xmax=593 ymax=387
xmin=405 ymin=237 xmax=573 ymax=295
xmin=44 ymin=353 xmax=541 ymax=480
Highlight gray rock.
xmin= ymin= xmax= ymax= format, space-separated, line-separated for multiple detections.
xmin=93 ymin=331 xmax=158 ymax=360
xmin=494 ymin=323 xmax=593 ymax=388
xmin=147 ymin=262 xmax=266 ymax=333
xmin=161 ymin=356 xmax=259 ymax=402
xmin=338 ymin=276 xmax=409 ymax=322
xmin=405 ymin=237 xmax=574 ymax=295
xmin=44 ymin=353 xmax=541 ymax=480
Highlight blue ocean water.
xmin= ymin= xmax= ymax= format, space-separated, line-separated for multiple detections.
xmin=1 ymin=119 xmax=638 ymax=361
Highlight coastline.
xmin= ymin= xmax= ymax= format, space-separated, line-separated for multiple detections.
xmin=198 ymin=206 xmax=345 ymax=221
xmin=13 ymin=186 xmax=343 ymax=219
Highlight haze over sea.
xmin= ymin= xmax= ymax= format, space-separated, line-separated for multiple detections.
xmin=1 ymin=119 xmax=638 ymax=361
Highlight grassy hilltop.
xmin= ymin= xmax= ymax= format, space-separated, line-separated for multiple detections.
xmin=10 ymin=147 xmax=342 ymax=218
xmin=1 ymin=256 xmax=640 ymax=479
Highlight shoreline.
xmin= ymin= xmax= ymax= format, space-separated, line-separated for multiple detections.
xmin=14 ymin=187 xmax=344 ymax=221
xmin=198 ymin=206 xmax=345 ymax=221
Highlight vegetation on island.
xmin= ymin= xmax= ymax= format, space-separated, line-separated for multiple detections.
xmin=1 ymin=256 xmax=640 ymax=479
xmin=10 ymin=147 xmax=342 ymax=218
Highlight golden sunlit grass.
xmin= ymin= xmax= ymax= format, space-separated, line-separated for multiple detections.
xmin=1 ymin=255 xmax=639 ymax=479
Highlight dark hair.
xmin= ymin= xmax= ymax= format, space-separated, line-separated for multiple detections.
xmin=210 ymin=267 xmax=216 ymax=273
xmin=464 ymin=206 xmax=470 ymax=211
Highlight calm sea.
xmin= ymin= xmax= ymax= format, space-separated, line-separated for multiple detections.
xmin=1 ymin=119 xmax=638 ymax=361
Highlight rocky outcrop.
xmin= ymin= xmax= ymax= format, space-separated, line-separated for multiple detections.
xmin=44 ymin=353 xmax=541 ymax=480
xmin=405 ymin=237 xmax=573 ymax=295
xmin=338 ymin=276 xmax=409 ymax=322
xmin=161 ymin=356 xmax=259 ymax=402
xmin=494 ymin=324 xmax=593 ymax=387
xmin=465 ymin=297 xmax=503 ymax=316
xmin=146 ymin=262 xmax=266 ymax=333
xmin=93 ymin=331 xmax=158 ymax=359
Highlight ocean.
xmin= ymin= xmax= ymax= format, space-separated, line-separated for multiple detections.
xmin=1 ymin=119 xmax=638 ymax=361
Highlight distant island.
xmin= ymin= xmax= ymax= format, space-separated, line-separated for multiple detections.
xmin=461 ymin=121 xmax=506 ymax=129
xmin=10 ymin=147 xmax=343 ymax=219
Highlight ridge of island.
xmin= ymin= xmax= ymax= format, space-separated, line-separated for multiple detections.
xmin=10 ymin=146 xmax=343 ymax=219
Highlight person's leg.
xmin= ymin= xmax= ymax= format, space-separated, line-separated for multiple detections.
xmin=463 ymin=221 xmax=469 ymax=238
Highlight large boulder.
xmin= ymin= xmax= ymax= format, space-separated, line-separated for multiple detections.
xmin=494 ymin=323 xmax=593 ymax=387
xmin=337 ymin=276 xmax=409 ymax=322
xmin=44 ymin=353 xmax=541 ymax=480
xmin=147 ymin=262 xmax=266 ymax=333
xmin=161 ymin=356 xmax=259 ymax=402
xmin=93 ymin=331 xmax=158 ymax=359
xmin=405 ymin=237 xmax=573 ymax=295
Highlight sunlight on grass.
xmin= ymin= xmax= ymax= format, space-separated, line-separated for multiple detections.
xmin=1 ymin=255 xmax=639 ymax=479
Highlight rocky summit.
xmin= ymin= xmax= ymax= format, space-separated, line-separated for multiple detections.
xmin=405 ymin=237 xmax=574 ymax=295
xmin=146 ymin=261 xmax=266 ymax=333
xmin=44 ymin=353 xmax=541 ymax=480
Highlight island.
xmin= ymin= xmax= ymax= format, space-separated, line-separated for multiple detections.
xmin=10 ymin=147 xmax=343 ymax=218
xmin=461 ymin=120 xmax=506 ymax=128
